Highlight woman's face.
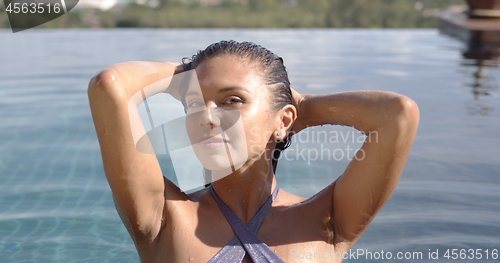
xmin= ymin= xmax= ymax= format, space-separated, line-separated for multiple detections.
xmin=184 ymin=56 xmax=278 ymax=176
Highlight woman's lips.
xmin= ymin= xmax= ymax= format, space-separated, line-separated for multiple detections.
xmin=198 ymin=136 xmax=229 ymax=149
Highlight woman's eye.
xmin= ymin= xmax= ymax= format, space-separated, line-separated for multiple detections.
xmin=187 ymin=101 xmax=204 ymax=108
xmin=223 ymin=97 xmax=243 ymax=105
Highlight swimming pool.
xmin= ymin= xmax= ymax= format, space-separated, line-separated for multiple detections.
xmin=1 ymin=29 xmax=499 ymax=262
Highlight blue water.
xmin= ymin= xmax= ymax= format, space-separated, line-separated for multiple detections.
xmin=1 ymin=29 xmax=499 ymax=262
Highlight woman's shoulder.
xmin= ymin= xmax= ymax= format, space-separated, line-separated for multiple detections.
xmin=168 ymin=181 xmax=336 ymax=212
xmin=164 ymin=181 xmax=337 ymax=226
xmin=276 ymin=182 xmax=336 ymax=210
xmin=186 ymin=186 xmax=211 ymax=202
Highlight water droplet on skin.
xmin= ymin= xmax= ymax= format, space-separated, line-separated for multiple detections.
xmin=189 ymin=257 xmax=194 ymax=261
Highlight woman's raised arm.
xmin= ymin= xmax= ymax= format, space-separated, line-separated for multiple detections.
xmin=292 ymin=90 xmax=420 ymax=248
xmin=87 ymin=61 xmax=184 ymax=244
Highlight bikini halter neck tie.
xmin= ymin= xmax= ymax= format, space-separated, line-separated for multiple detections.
xmin=207 ymin=185 xmax=285 ymax=263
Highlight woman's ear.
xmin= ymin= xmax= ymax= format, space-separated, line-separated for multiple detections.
xmin=276 ymin=105 xmax=297 ymax=140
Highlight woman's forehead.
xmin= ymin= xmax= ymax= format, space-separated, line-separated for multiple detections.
xmin=194 ymin=56 xmax=263 ymax=92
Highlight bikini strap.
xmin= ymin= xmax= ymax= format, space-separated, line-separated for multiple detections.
xmin=207 ymin=185 xmax=284 ymax=263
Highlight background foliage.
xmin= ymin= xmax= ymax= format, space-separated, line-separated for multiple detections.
xmin=0 ymin=0 xmax=466 ymax=29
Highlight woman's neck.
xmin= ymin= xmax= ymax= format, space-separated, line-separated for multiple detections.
xmin=211 ymin=157 xmax=278 ymax=223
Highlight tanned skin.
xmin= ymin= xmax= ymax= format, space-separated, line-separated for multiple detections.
xmin=88 ymin=56 xmax=419 ymax=263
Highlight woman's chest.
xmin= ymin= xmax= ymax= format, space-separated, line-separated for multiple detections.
xmin=150 ymin=202 xmax=338 ymax=262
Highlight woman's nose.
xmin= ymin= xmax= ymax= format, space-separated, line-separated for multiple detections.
xmin=199 ymin=104 xmax=220 ymax=127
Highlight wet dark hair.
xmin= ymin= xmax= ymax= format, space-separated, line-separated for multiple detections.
xmin=181 ymin=40 xmax=293 ymax=177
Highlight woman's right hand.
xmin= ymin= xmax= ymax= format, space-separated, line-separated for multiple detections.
xmin=163 ymin=62 xmax=189 ymax=101
xmin=173 ymin=61 xmax=187 ymax=75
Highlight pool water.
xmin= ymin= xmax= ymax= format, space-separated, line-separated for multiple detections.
xmin=1 ymin=29 xmax=499 ymax=262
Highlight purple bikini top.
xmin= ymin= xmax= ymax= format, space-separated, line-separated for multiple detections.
xmin=207 ymin=185 xmax=285 ymax=263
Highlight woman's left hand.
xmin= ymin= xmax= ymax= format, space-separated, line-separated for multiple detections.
xmin=290 ymin=88 xmax=308 ymax=135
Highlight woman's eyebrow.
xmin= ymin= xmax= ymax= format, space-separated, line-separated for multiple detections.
xmin=185 ymin=91 xmax=202 ymax=97
xmin=218 ymin=86 xmax=250 ymax=94
xmin=185 ymin=86 xmax=250 ymax=98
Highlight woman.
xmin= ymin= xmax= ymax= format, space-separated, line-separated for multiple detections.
xmin=88 ymin=41 xmax=419 ymax=263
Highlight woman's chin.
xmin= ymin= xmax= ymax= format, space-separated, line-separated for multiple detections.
xmin=195 ymin=150 xmax=234 ymax=171
xmin=193 ymin=144 xmax=247 ymax=170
